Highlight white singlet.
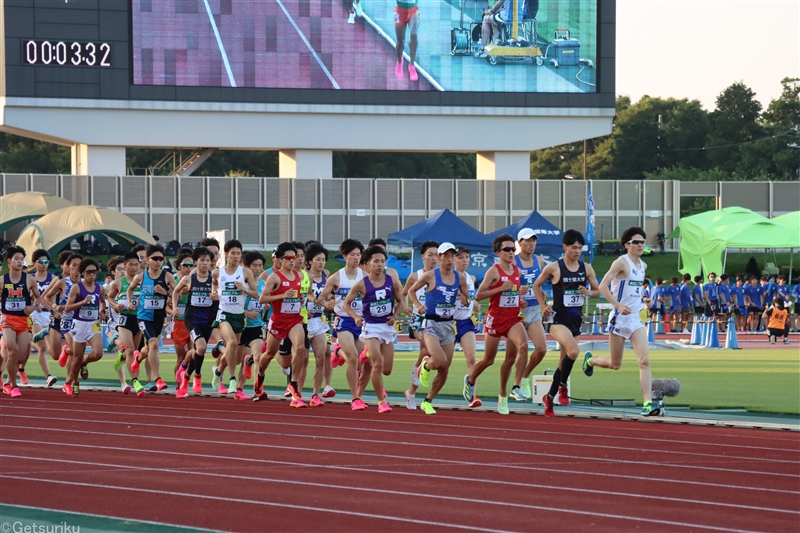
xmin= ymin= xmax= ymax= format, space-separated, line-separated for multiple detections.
xmin=608 ymin=255 xmax=646 ymax=314
xmin=334 ymin=268 xmax=364 ymax=317
xmin=453 ymin=272 xmax=475 ymax=320
xmin=217 ymin=265 xmax=245 ymax=314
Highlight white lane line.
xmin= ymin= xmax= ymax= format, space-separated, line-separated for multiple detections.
xmin=274 ymin=0 xmax=339 ymax=89
xmin=5 ymin=436 xmax=795 ymax=496
xmin=201 ymin=0 xmax=236 ymax=87
xmin=1 ymin=457 xmax=781 ymax=533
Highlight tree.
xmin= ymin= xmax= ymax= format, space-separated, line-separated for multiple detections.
xmin=706 ymin=82 xmax=762 ymax=173
xmin=334 ymin=152 xmax=475 ymax=179
xmin=0 ymin=133 xmax=70 ymax=174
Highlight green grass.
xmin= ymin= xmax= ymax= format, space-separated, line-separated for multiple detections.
xmin=19 ymin=347 xmax=799 ymax=415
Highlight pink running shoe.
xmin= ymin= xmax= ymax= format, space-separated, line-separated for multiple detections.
xmin=331 ymin=344 xmax=345 ymax=368
xmin=351 ymin=398 xmax=367 ymax=411
xmin=358 ymin=348 xmax=368 ymax=364
xmin=176 ymin=388 xmax=187 ymax=399
xmin=290 ymin=398 xmax=308 ymax=408
xmin=378 ymin=401 xmax=392 ymax=414
xmin=122 ymin=385 xmax=132 ymax=394
xmin=468 ymin=397 xmax=483 ymax=409
xmin=408 ymin=65 xmax=419 ymax=82
xmin=557 ymin=385 xmax=570 ymax=406
xmin=58 ymin=345 xmax=69 ymax=367
xmin=284 ymin=386 xmax=292 ymax=398
xmin=2 ymin=384 xmax=11 ymax=395
xmin=178 ymin=376 xmax=189 ymax=396
xmin=234 ymin=389 xmax=251 ymax=401
xmin=19 ymin=371 xmax=29 ymax=385
xmin=10 ymin=387 xmax=21 ymax=398
xmin=155 ymin=377 xmax=168 ymax=391
xmin=130 ymin=352 xmax=141 ymax=373
xmin=218 ymin=383 xmax=229 ymax=395
xmin=309 ymin=395 xmax=324 ymax=407
xmin=192 ymin=375 xmax=203 ymax=394
xmin=244 ymin=354 xmax=254 ymax=380
xmin=63 ymin=383 xmax=73 ymax=396
xmin=542 ymin=394 xmax=555 ymax=418
xmin=395 ymin=59 xmax=404 ymax=79
xmin=175 ymin=368 xmax=185 ymax=387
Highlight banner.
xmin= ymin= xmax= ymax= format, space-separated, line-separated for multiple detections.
xmin=585 ymin=182 xmax=595 ymax=263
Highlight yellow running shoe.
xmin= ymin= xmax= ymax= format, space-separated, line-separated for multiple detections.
xmin=420 ymin=400 xmax=436 ymax=415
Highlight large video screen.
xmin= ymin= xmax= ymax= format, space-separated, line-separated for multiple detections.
xmin=132 ymin=0 xmax=597 ymax=93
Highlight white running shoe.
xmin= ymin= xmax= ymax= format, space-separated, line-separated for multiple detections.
xmin=404 ymin=389 xmax=416 ymax=410
xmin=411 ymin=365 xmax=420 ymax=387
xmin=347 ymin=11 xmax=355 ymax=24
xmin=354 ymin=1 xmax=363 ymax=17
xmin=211 ymin=366 xmax=220 ymax=390
xmin=46 ymin=375 xmax=57 ymax=388
xmin=281 ymin=366 xmax=291 ymax=376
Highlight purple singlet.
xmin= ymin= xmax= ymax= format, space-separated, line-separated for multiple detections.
xmin=362 ymin=275 xmax=395 ymax=324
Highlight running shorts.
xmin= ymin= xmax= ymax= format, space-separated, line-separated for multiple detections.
xmin=1 ymin=314 xmax=32 ymax=335
xmin=455 ymin=318 xmax=478 ymax=343
xmin=607 ymin=312 xmax=646 ymax=341
xmin=70 ymin=320 xmax=101 ymax=343
xmin=551 ymin=313 xmax=582 ymax=338
xmin=116 ymin=313 xmax=140 ymax=334
xmin=138 ymin=319 xmax=164 ymax=341
xmin=363 ymin=322 xmax=397 ymax=345
xmin=239 ymin=326 xmax=263 ymax=347
xmin=521 ymin=305 xmax=542 ymax=328
xmin=279 ymin=323 xmax=310 ymax=355
xmin=484 ymin=312 xmax=521 ymax=338
xmin=394 ymin=5 xmax=419 ymax=26
xmin=172 ymin=319 xmax=190 ymax=348
xmin=425 ymin=319 xmax=455 ymax=346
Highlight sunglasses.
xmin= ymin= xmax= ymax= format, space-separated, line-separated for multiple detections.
xmin=282 ymin=255 xmax=297 ymax=260
xmin=627 ymin=239 xmax=646 ymax=245
xmin=36 ymin=259 xmax=50 ymax=265
xmin=499 ymin=247 xmax=515 ymax=253
xmin=84 ymin=269 xmax=98 ymax=274
xmin=115 ymin=266 xmax=126 ymax=271
xmin=180 ymin=262 xmax=195 ymax=268
xmin=150 ymin=256 xmax=165 ymax=262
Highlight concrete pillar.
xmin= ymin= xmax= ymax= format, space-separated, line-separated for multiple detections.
xmin=71 ymin=145 xmax=126 ymax=176
xmin=476 ymin=151 xmax=531 ymax=181
xmin=278 ymin=149 xmax=332 ymax=179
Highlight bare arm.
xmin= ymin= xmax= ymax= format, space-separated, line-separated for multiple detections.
xmin=343 ymin=279 xmax=366 ymax=326
xmin=314 ymin=271 xmax=339 ymax=307
xmin=260 ymin=273 xmax=294 ymax=304
xmin=597 ymin=258 xmax=630 ymax=315
xmin=126 ymin=274 xmax=142 ymax=311
xmin=533 ymin=263 xmax=557 ymax=317
xmin=407 ymin=271 xmax=432 ymax=314
xmin=475 ymin=267 xmax=508 ymax=301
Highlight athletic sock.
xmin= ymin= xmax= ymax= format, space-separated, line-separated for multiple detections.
xmin=290 ymin=381 xmax=298 ymax=393
xmin=559 ymin=355 xmax=576 ymax=384
xmin=547 ymin=368 xmax=563 ymax=398
xmin=194 ymin=354 xmax=205 ymax=374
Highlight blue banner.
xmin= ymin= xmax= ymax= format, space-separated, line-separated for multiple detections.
xmin=585 ymin=182 xmax=595 ymax=263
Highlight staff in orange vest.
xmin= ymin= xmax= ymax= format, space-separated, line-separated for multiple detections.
xmin=765 ymin=296 xmax=790 ymax=345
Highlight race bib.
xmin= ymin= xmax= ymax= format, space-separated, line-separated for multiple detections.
xmin=191 ymin=293 xmax=212 ymax=307
xmin=563 ymin=289 xmax=584 ymax=307
xmin=435 ymin=303 xmax=455 ymax=318
xmin=499 ymin=290 xmax=519 ymax=308
xmin=144 ymin=296 xmax=165 ymax=310
xmin=221 ymin=293 xmax=241 ymax=305
xmin=118 ymin=315 xmax=127 ymax=326
xmin=3 ymin=300 xmax=25 ymax=312
xmin=307 ymin=300 xmax=324 ymax=314
xmin=177 ymin=304 xmax=187 ymax=316
xmin=78 ymin=307 xmax=99 ymax=320
xmin=369 ymin=299 xmax=392 ymax=318
xmin=247 ymin=299 xmax=264 ymax=312
xmin=281 ymin=298 xmax=301 ymax=314
xmin=350 ymin=299 xmax=363 ymax=314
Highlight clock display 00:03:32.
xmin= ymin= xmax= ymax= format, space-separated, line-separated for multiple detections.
xmin=23 ymin=40 xmax=112 ymax=67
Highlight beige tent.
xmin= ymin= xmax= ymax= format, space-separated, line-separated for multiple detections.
xmin=0 ymin=191 xmax=74 ymax=234
xmin=16 ymin=205 xmax=155 ymax=262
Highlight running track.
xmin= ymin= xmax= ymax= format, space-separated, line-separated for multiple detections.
xmin=1 ymin=390 xmax=799 ymax=532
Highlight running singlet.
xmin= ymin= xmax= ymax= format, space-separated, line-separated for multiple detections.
xmin=245 ymin=277 xmax=266 ymax=328
xmin=298 ymin=269 xmax=311 ymax=324
xmin=137 ymin=270 xmax=168 ymax=321
xmin=74 ymin=282 xmax=101 ymax=322
xmin=2 ymin=272 xmax=31 ymax=316
xmin=59 ymin=276 xmax=77 ymax=325
xmin=218 ymin=265 xmax=245 ymax=314
xmin=515 ymin=255 xmax=541 ymax=307
xmin=270 ymin=270 xmax=303 ymax=328
xmin=307 ymin=273 xmax=328 ymax=319
xmin=608 ymin=255 xmax=645 ymax=315
xmin=453 ymin=273 xmax=475 ymax=321
xmin=424 ymin=268 xmax=461 ymax=322
xmin=175 ymin=291 xmax=189 ymax=321
xmin=362 ymin=275 xmax=395 ymax=324
xmin=412 ymin=269 xmax=427 ymax=319
xmin=117 ymin=276 xmax=140 ymax=316
xmin=334 ymin=268 xmax=364 ymax=317
xmin=552 ymin=259 xmax=587 ymax=318
xmin=36 ymin=272 xmax=53 ymax=301
xmin=486 ymin=264 xmax=521 ymax=320
xmin=184 ymin=273 xmax=217 ymax=327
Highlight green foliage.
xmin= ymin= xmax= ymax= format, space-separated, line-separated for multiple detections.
xmin=0 ymin=132 xmax=70 ymax=174
xmin=334 ymin=152 xmax=476 ymax=179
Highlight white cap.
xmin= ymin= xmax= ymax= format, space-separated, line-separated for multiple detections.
xmin=437 ymin=242 xmax=456 ymax=254
xmin=517 ymin=228 xmax=537 ymax=241
xmin=23 ymin=261 xmax=29 ymax=268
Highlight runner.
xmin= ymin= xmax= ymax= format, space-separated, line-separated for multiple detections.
xmin=210 ymin=239 xmax=259 ymax=399
xmin=394 ymin=0 xmax=420 ymax=81
xmin=408 ymin=243 xmax=469 ymax=414
xmin=63 ymin=259 xmax=107 ymax=397
xmin=314 ymin=239 xmax=369 ymax=410
xmin=27 ymin=249 xmax=57 ymax=387
xmin=463 ymin=233 xmax=529 ymax=415
xmin=196 ymin=237 xmax=224 ymax=360
xmin=303 ymin=242 xmax=334 ymax=406
xmin=173 ymin=247 xmax=219 ymax=397
xmin=127 ymin=244 xmax=177 ymax=394
xmin=170 ymin=250 xmax=194 ymax=397
xmin=507 ymin=228 xmax=548 ymax=402
xmin=402 ymin=240 xmax=438 ymax=409
xmin=583 ymin=227 xmax=661 ymax=416
xmin=452 ymin=245 xmax=482 ymax=408
xmin=107 ymin=252 xmax=146 ymax=395
xmin=238 ymin=251 xmax=267 ymax=399
xmin=1 ymin=246 xmax=40 ymax=398
xmin=277 ymin=241 xmax=311 ymax=399
xmin=40 ymin=252 xmax=83 ymax=383
xmin=254 ymin=242 xmax=308 ymax=407
xmin=532 ymin=229 xmax=601 ymax=418
xmin=104 ymin=256 xmax=132 ymax=394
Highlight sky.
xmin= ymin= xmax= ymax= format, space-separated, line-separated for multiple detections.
xmin=616 ymin=0 xmax=800 ymax=111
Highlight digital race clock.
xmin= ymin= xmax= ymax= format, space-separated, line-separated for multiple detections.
xmin=22 ymin=40 xmax=112 ymax=67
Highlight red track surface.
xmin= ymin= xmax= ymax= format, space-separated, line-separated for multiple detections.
xmin=1 ymin=390 xmax=799 ymax=532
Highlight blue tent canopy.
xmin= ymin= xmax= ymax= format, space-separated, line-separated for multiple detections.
xmin=387 ymin=209 xmax=494 ymax=252
xmin=486 ymin=211 xmax=564 ymax=258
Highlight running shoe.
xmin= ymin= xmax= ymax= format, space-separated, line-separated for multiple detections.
xmin=218 ymin=382 xmax=229 ymax=395
xmin=260 ymin=341 xmax=268 ymax=354
xmin=468 ymin=397 xmax=483 ymax=409
xmin=418 ymin=356 xmax=431 ymax=388
xmin=290 ymin=398 xmax=308 ymax=408
xmin=176 ymin=388 xmax=187 ymax=399
xmin=420 ymin=400 xmax=436 ymax=415
xmin=122 ymin=384 xmax=132 ymax=394
xmin=281 ymin=366 xmax=291 ymax=376
xmin=114 ymin=347 xmax=126 ymax=372
xmin=378 ymin=401 xmax=392 ymax=414
xmin=641 ymin=401 xmax=661 ymax=417
xmin=3 ymin=383 xmax=12 ymax=395
xmin=542 ymin=394 xmax=555 ymax=418
xmin=582 ymin=351 xmax=594 ymax=377
xmin=193 ymin=375 xmax=203 ymax=394
xmin=411 ymin=364 xmax=420 ymax=387
xmin=358 ymin=347 xmax=369 ymax=364
xmin=284 ymin=386 xmax=292 ymax=398
xmin=395 ymin=59 xmax=404 ymax=80
xmin=234 ymin=389 xmax=251 ymax=401
xmin=408 ymin=65 xmax=419 ymax=82
xmin=347 ymin=10 xmax=355 ymax=24
xmin=144 ymin=381 xmax=157 ymax=392
xmin=354 ymin=0 xmax=363 ymax=17
xmin=331 ymin=345 xmax=345 ymax=368
xmin=80 ymin=364 xmax=88 ymax=380
xmin=175 ymin=366 xmax=186 ymax=386
xmin=310 ymin=395 xmax=324 ymax=407
xmin=178 ymin=375 xmax=189 ymax=396
xmin=254 ymin=373 xmax=265 ymax=397
xmin=321 ymin=385 xmax=336 ymax=398
xmin=404 ymin=389 xmax=416 ymax=410
xmin=132 ymin=379 xmax=145 ymax=398
xmin=46 ymin=375 xmax=57 ymax=388
xmin=211 ymin=366 xmax=221 ymax=390
xmin=32 ymin=329 xmax=48 ymax=343
xmin=63 ymin=383 xmax=73 ymax=396
xmin=155 ymin=377 xmax=168 ymax=391
xmin=105 ymin=333 xmax=119 ymax=353
xmin=509 ymin=386 xmax=525 ymax=402
xmin=521 ymin=378 xmax=532 ymax=399
xmin=462 ymin=374 xmax=475 ymax=402
xmin=784 ymin=338 xmax=790 ymax=344
xmin=557 ymin=384 xmax=570 ymax=406
xmin=498 ymin=395 xmax=509 ymax=415
xmin=130 ymin=352 xmax=141 ymax=373
xmin=228 ymin=378 xmax=237 ymax=394
xmin=769 ymin=335 xmax=776 ymax=344
xmin=244 ymin=354 xmax=254 ymax=379
xmin=18 ymin=371 xmax=29 ymax=385
xmin=351 ymin=398 xmax=367 ymax=411
xmin=211 ymin=340 xmax=225 ymax=358
xmin=58 ymin=345 xmax=69 ymax=367
xmin=72 ymin=384 xmax=80 ymax=396
xmin=287 ymin=382 xmax=303 ymax=402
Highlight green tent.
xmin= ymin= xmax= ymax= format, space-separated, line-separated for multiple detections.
xmin=668 ymin=207 xmax=799 ymax=277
